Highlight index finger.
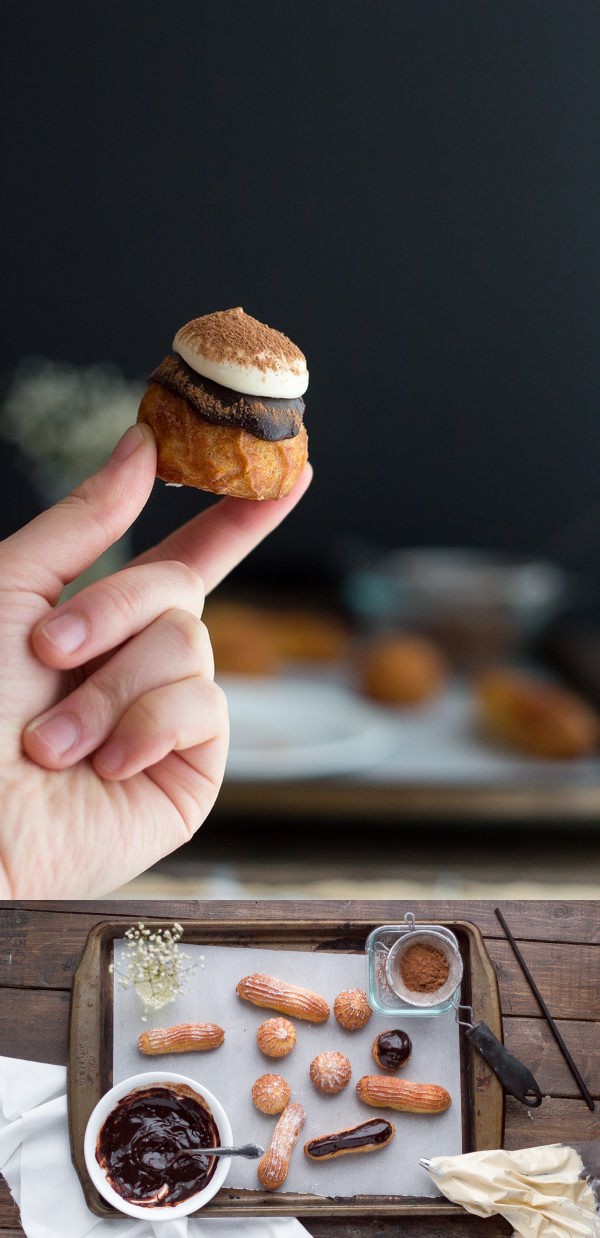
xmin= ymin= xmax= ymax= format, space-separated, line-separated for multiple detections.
xmin=131 ymin=464 xmax=313 ymax=592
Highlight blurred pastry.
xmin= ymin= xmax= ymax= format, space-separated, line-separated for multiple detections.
xmin=309 ymin=1051 xmax=352 ymax=1094
xmin=334 ymin=988 xmax=372 ymax=1030
xmin=361 ymin=634 xmax=446 ymax=705
xmin=252 ymin=1074 xmax=291 ymax=1115
xmin=475 ymin=668 xmax=599 ymax=759
xmin=137 ymin=307 xmax=309 ymax=500
xmin=203 ymin=601 xmax=279 ymax=676
xmin=266 ymin=609 xmax=350 ymax=663
xmin=257 ymin=1017 xmax=297 ymax=1058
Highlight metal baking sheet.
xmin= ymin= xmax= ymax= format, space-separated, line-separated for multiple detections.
xmin=112 ymin=942 xmax=462 ymax=1199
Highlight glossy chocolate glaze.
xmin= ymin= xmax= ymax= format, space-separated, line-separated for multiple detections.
xmin=306 ymin=1118 xmax=394 ymax=1158
xmin=96 ymin=1085 xmax=218 ymax=1207
xmin=150 ymin=353 xmax=305 ymax=442
xmin=375 ymin=1029 xmax=412 ymax=1070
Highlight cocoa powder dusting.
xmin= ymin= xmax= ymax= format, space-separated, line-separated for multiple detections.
xmin=175 ymin=307 xmax=305 ymax=373
xmin=400 ymin=944 xmax=450 ymax=993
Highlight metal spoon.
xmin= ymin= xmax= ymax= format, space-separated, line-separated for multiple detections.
xmin=165 ymin=1142 xmax=264 ymax=1167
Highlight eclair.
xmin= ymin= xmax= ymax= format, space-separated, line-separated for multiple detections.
xmin=357 ymin=1075 xmax=451 ymax=1114
xmin=304 ymin=1118 xmax=395 ymax=1160
xmin=137 ymin=307 xmax=309 ymax=500
xmin=236 ymin=973 xmax=330 ymax=1023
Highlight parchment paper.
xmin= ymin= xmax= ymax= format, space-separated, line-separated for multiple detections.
xmin=112 ymin=942 xmax=463 ymax=1199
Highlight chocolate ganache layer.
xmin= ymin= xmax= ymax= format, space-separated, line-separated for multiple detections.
xmin=374 ymin=1029 xmax=412 ymax=1070
xmin=305 ymin=1118 xmax=394 ymax=1159
xmin=96 ymin=1084 xmax=218 ymax=1207
xmin=150 ymin=353 xmax=305 ymax=442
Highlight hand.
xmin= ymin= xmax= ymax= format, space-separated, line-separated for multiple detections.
xmin=0 ymin=423 xmax=311 ymax=897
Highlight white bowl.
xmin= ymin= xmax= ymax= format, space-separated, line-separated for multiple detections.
xmin=84 ymin=1072 xmax=232 ymax=1220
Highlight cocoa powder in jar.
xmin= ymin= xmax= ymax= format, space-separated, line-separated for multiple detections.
xmin=400 ymin=943 xmax=450 ymax=992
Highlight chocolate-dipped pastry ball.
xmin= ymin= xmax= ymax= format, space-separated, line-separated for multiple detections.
xmin=137 ymin=307 xmax=309 ymax=500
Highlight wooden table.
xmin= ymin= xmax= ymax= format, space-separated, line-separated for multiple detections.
xmin=0 ymin=899 xmax=598 ymax=1236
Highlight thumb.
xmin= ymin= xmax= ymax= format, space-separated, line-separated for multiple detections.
xmin=3 ymin=423 xmax=157 ymax=600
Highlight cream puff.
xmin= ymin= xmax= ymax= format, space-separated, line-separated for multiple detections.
xmin=137 ymin=307 xmax=309 ymax=500
xmin=252 ymin=1074 xmax=291 ymax=1115
xmin=309 ymin=1051 xmax=352 ymax=1094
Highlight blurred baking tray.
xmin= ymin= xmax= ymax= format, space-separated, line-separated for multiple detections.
xmin=68 ymin=915 xmax=503 ymax=1220
xmin=219 ymin=677 xmax=600 ymax=821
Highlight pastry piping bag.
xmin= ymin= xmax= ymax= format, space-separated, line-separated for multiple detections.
xmin=421 ymin=1142 xmax=600 ymax=1237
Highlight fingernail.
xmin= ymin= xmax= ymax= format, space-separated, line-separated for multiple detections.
xmin=28 ymin=713 xmax=80 ymax=756
xmin=109 ymin=424 xmax=145 ymax=464
xmin=96 ymin=740 xmax=125 ymax=772
xmin=41 ymin=611 xmax=88 ymax=654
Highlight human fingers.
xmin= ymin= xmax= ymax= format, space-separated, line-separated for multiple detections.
xmin=92 ymin=675 xmax=228 ymax=780
xmin=31 ymin=559 xmax=204 ymax=668
xmin=22 ymin=607 xmax=213 ymax=770
xmin=3 ymin=424 xmax=157 ymax=602
xmin=134 ymin=462 xmax=313 ymax=593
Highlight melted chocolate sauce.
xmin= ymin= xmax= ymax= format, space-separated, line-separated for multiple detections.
xmin=150 ymin=353 xmax=305 ymax=442
xmin=306 ymin=1118 xmax=394 ymax=1158
xmin=375 ymin=1029 xmax=412 ymax=1070
xmin=96 ymin=1085 xmax=218 ymax=1207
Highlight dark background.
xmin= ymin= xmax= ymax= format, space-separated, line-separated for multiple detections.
xmin=2 ymin=0 xmax=600 ymax=588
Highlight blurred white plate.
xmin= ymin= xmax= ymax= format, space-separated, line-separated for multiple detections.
xmin=220 ymin=675 xmax=389 ymax=780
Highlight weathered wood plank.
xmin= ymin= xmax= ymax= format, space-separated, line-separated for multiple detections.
xmin=0 ymin=1184 xmax=20 ymax=1228
xmin=488 ymin=939 xmax=600 ymax=1020
xmin=303 ymin=1220 xmax=511 ymax=1237
xmin=0 ymin=908 xmax=85 ymax=990
xmin=2 ymin=925 xmax=598 ymax=1025
xmin=3 ymin=900 xmax=600 ymax=944
xmin=505 ymin=1096 xmax=600 ymax=1145
xmin=505 ymin=1017 xmax=599 ymax=1099
xmin=0 ymin=990 xmax=69 ymax=1064
xmin=1 ymin=904 xmax=599 ymax=991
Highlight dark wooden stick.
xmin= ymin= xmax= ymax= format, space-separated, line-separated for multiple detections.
xmin=494 ymin=907 xmax=595 ymax=1112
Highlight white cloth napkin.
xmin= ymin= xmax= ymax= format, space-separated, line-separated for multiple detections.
xmin=0 ymin=1056 xmax=311 ymax=1238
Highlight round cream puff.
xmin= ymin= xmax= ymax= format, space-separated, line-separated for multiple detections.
xmin=137 ymin=307 xmax=309 ymax=500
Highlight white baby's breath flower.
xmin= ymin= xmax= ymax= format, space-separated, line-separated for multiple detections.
xmin=0 ymin=357 xmax=144 ymax=495
xmin=112 ymin=922 xmax=199 ymax=1020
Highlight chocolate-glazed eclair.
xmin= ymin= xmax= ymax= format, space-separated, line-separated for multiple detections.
xmin=304 ymin=1118 xmax=395 ymax=1161
xmin=372 ymin=1029 xmax=412 ymax=1071
xmin=137 ymin=307 xmax=309 ymax=500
